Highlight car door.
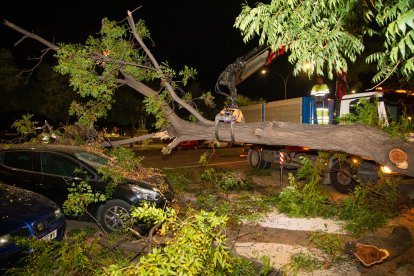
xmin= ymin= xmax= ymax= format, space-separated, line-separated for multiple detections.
xmin=39 ymin=151 xmax=93 ymax=206
xmin=0 ymin=150 xmax=42 ymax=194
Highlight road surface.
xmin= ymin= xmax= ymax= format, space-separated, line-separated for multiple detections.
xmin=135 ymin=145 xmax=251 ymax=170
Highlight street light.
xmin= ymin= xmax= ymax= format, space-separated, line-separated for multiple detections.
xmin=261 ymin=69 xmax=293 ymax=99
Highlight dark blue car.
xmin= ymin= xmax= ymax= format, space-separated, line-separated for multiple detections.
xmin=0 ymin=183 xmax=66 ymax=268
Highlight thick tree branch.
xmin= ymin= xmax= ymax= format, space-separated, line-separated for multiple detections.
xmin=100 ymin=131 xmax=170 ymax=147
xmin=126 ymin=10 xmax=214 ymax=126
xmin=4 ymin=20 xmax=59 ymax=51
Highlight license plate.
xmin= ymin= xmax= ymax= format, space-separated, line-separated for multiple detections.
xmin=41 ymin=229 xmax=57 ymax=241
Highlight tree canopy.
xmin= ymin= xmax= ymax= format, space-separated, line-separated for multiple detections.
xmin=234 ymin=0 xmax=414 ymax=83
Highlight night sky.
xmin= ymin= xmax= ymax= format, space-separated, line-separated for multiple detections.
xmin=1 ymin=0 xmax=314 ymax=102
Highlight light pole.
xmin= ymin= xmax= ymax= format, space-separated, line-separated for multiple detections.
xmin=261 ymin=69 xmax=293 ymax=99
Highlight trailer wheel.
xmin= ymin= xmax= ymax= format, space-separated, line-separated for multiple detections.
xmin=330 ymin=161 xmax=358 ymax=194
xmin=247 ymin=148 xmax=271 ymax=169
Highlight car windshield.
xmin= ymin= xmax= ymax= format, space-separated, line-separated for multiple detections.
xmin=74 ymin=151 xmax=108 ymax=169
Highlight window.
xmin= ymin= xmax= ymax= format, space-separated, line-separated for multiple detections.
xmin=41 ymin=152 xmax=94 ymax=179
xmin=74 ymin=151 xmax=108 ymax=168
xmin=2 ymin=151 xmax=34 ymax=171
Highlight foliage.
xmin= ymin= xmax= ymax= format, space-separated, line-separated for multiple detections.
xmin=178 ymin=65 xmax=198 ymax=86
xmin=281 ymin=252 xmax=323 ymax=275
xmin=164 ymin=170 xmax=191 ymax=193
xmin=234 ymin=94 xmax=265 ymax=107
xmin=338 ymin=177 xmax=401 ymax=235
xmin=235 ymin=0 xmax=365 ymax=80
xmin=63 ymin=181 xmax=106 ymax=217
xmin=198 ymin=151 xmax=209 ymax=166
xmin=106 ymin=146 xmax=144 ymax=171
xmin=201 ymin=168 xmax=216 ymax=181
xmin=258 ymin=255 xmax=274 ymax=275
xmin=197 ymin=192 xmax=278 ymax=225
xmin=228 ymin=257 xmax=256 ymax=276
xmin=199 ymin=91 xmax=216 ymax=109
xmin=98 ymin=146 xmax=144 ymax=197
xmin=130 ymin=202 xmax=177 ymax=234
xmin=338 ymin=96 xmax=413 ymax=140
xmin=276 ymin=152 xmax=402 ymax=235
xmin=8 ymin=229 xmax=118 ymax=275
xmin=276 ymin=176 xmax=335 ymax=218
xmin=277 ymin=155 xmax=336 ymax=218
xmin=200 ymin=168 xmax=249 ymax=192
xmin=7 ymin=207 xmax=258 ymax=275
xmin=143 ymin=91 xmax=171 ymax=130
xmin=50 ymin=16 xmax=209 ymax=129
xmin=115 ymin=209 xmax=256 ymax=275
xmin=308 ymin=231 xmax=348 ymax=263
xmin=367 ymin=0 xmax=414 ymax=82
xmin=11 ymin=113 xmax=38 ymax=137
xmin=337 ymin=97 xmax=383 ymax=127
xmin=384 ymin=113 xmax=414 ymax=141
xmin=235 ymin=0 xmax=414 ymax=83
xmin=216 ymin=172 xmax=245 ymax=192
xmin=295 ymin=152 xmax=329 ymax=184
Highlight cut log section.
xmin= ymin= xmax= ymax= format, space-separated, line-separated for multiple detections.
xmin=345 ymin=226 xmax=412 ymax=267
xmin=389 ymin=149 xmax=408 ymax=169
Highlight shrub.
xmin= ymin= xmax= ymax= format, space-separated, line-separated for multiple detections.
xmin=338 ymin=179 xmax=401 ymax=236
xmin=281 ymin=252 xmax=323 ymax=275
xmin=308 ymin=231 xmax=348 ymax=263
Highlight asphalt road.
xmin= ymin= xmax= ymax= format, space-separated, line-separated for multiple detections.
xmin=135 ymin=145 xmax=250 ymax=170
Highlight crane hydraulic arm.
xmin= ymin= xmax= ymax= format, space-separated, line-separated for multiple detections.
xmin=215 ymin=46 xmax=283 ymax=106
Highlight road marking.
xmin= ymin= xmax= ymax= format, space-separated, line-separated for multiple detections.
xmin=163 ymin=160 xmax=246 ymax=170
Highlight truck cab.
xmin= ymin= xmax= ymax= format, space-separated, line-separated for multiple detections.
xmin=339 ymin=91 xmax=388 ymax=124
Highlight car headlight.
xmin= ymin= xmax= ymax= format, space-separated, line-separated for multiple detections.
xmin=0 ymin=234 xmax=11 ymax=248
xmin=54 ymin=208 xmax=63 ymax=220
xmin=381 ymin=166 xmax=393 ymax=174
xmin=129 ymin=185 xmax=161 ymax=201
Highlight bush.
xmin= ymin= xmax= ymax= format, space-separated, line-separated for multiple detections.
xmin=338 ymin=179 xmax=401 ymax=236
xmin=277 ymin=173 xmax=336 ymax=218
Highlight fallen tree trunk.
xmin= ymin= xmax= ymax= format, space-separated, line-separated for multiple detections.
xmin=156 ymin=118 xmax=414 ymax=177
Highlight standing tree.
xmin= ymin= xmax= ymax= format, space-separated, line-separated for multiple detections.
xmin=3 ymin=2 xmax=414 ymax=177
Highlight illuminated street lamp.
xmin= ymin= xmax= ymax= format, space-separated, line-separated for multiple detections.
xmin=302 ymin=62 xmax=314 ymax=72
xmin=261 ymin=69 xmax=293 ymax=99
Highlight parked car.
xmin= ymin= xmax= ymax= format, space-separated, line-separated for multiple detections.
xmin=176 ymin=140 xmax=199 ymax=150
xmin=202 ymin=140 xmax=233 ymax=149
xmin=0 ymin=145 xmax=172 ymax=232
xmin=0 ymin=183 xmax=66 ymax=268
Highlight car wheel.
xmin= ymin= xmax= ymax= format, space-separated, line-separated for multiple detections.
xmin=98 ymin=199 xmax=131 ymax=232
xmin=330 ymin=161 xmax=358 ymax=194
xmin=247 ymin=148 xmax=271 ymax=169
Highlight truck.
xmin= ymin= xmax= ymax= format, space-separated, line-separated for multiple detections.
xmin=216 ymin=46 xmax=413 ymax=193
xmin=239 ymin=92 xmax=396 ymax=193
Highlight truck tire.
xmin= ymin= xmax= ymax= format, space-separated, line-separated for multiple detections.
xmin=247 ymin=148 xmax=271 ymax=169
xmin=330 ymin=161 xmax=358 ymax=194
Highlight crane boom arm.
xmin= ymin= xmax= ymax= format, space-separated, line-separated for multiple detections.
xmin=216 ymin=46 xmax=281 ymax=105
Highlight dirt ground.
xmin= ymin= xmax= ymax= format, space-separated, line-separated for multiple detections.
xmin=178 ymin=169 xmax=414 ymax=275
